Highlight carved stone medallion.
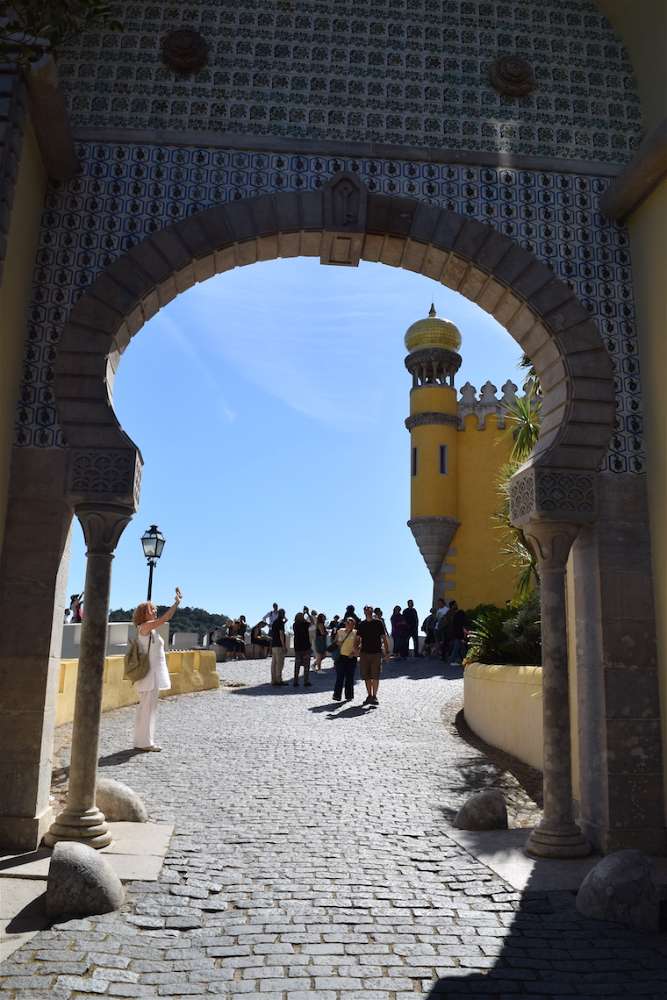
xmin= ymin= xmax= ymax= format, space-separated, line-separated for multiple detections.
xmin=488 ymin=55 xmax=536 ymax=97
xmin=161 ymin=29 xmax=208 ymax=73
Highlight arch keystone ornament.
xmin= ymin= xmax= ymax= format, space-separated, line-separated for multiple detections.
xmin=320 ymin=172 xmax=368 ymax=267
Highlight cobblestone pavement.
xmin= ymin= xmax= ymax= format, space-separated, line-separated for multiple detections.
xmin=2 ymin=658 xmax=667 ymax=999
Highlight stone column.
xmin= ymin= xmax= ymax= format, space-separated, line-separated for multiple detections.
xmin=525 ymin=521 xmax=590 ymax=858
xmin=44 ymin=504 xmax=131 ymax=849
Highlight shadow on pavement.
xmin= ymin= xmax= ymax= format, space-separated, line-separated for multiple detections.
xmin=98 ymin=748 xmax=146 ymax=768
xmin=225 ymin=658 xmax=459 ymax=697
xmin=325 ymin=704 xmax=371 ymax=720
xmin=5 ymin=891 xmax=49 ymax=934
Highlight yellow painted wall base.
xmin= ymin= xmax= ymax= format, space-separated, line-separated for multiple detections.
xmin=463 ymin=663 xmax=543 ymax=771
xmin=56 ymin=650 xmax=220 ymax=727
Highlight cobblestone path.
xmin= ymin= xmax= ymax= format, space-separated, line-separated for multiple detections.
xmin=2 ymin=658 xmax=667 ymax=999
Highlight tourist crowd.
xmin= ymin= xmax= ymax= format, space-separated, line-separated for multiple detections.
xmin=210 ymin=599 xmax=469 ymax=708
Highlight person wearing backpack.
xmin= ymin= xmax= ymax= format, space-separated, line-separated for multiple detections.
xmin=130 ymin=587 xmax=182 ymax=751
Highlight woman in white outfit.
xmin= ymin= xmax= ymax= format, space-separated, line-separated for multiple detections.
xmin=132 ymin=587 xmax=182 ymax=752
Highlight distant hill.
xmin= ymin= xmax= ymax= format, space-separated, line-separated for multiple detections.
xmin=109 ymin=606 xmax=230 ymax=639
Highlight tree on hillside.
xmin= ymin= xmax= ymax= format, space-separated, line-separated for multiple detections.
xmin=109 ymin=606 xmax=230 ymax=640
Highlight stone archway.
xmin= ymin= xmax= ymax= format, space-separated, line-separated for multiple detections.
xmin=46 ymin=177 xmax=615 ymax=857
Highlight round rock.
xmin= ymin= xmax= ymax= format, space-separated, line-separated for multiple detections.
xmin=96 ymin=777 xmax=148 ymax=823
xmin=576 ymin=849 xmax=659 ymax=931
xmin=46 ymin=842 xmax=124 ymax=919
xmin=453 ymin=789 xmax=508 ymax=830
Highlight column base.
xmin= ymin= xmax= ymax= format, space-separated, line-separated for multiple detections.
xmin=43 ymin=806 xmax=112 ymax=850
xmin=0 ymin=806 xmax=54 ymax=852
xmin=526 ymin=823 xmax=591 ymax=859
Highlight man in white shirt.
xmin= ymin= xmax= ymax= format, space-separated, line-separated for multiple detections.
xmin=263 ymin=602 xmax=279 ymax=626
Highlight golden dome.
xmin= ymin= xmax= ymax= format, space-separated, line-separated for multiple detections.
xmin=404 ymin=304 xmax=462 ymax=354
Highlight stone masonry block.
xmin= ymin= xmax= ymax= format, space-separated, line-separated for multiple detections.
xmin=528 ymin=278 xmax=574 ymax=319
xmin=273 ymin=191 xmax=302 ymax=233
xmin=511 ymin=259 xmax=554 ymax=299
xmin=401 ymin=238 xmax=428 ymax=273
xmin=507 ymin=305 xmax=540 ymax=341
xmin=492 ymin=289 xmax=523 ymax=327
xmin=475 ymin=230 xmax=514 ymax=272
xmin=476 ymin=277 xmax=508 ymax=314
xmin=440 ymin=254 xmax=468 ymax=291
xmin=429 ymin=209 xmax=465 ymax=253
xmin=367 ymin=193 xmax=415 ymax=236
xmin=149 ymin=228 xmax=193 ymax=274
xmin=90 ymin=273 xmax=140 ymax=320
xmin=220 ymin=200 xmax=258 ymax=243
xmin=126 ymin=241 xmax=174 ymax=286
xmin=68 ymin=296 xmax=123 ymax=338
xmin=246 ymin=194 xmax=281 ymax=238
xmin=567 ymin=349 xmax=615 ymax=379
xmin=491 ymin=242 xmax=533 ymax=286
xmin=57 ymin=322 xmax=115 ymax=359
xmin=453 ymin=218 xmax=492 ymax=260
xmin=458 ymin=265 xmax=487 ymax=302
xmin=408 ymin=200 xmax=440 ymax=244
xmin=298 ymin=190 xmax=324 ymax=231
xmin=417 ymin=245 xmax=447 ymax=280
xmin=378 ymin=234 xmax=406 ymax=267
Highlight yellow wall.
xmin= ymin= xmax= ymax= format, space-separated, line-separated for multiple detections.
xmin=410 ymin=384 xmax=459 ymax=519
xmin=464 ymin=663 xmax=543 ymax=770
xmin=627 ymin=177 xmax=667 ymax=819
xmin=445 ymin=414 xmax=516 ymax=608
xmin=56 ymin=649 xmax=219 ymax=726
xmin=0 ymin=117 xmax=46 ymax=558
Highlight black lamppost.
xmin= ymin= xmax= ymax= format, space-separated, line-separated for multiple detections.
xmin=141 ymin=524 xmax=165 ymax=601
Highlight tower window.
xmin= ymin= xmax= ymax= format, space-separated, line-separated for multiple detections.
xmin=439 ymin=445 xmax=448 ymax=475
xmin=411 ymin=446 xmax=418 ymax=477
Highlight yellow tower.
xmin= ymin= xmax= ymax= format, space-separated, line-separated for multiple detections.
xmin=404 ymin=305 xmax=462 ymax=603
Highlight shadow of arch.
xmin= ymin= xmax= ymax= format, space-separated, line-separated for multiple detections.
xmin=53 ymin=179 xmax=615 ymax=506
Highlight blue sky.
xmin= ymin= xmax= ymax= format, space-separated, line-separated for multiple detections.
xmin=66 ymin=258 xmax=522 ymax=626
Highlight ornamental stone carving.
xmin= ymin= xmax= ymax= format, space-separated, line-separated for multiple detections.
xmin=320 ymin=172 xmax=368 ymax=267
xmin=488 ymin=55 xmax=537 ymax=97
xmin=510 ymin=466 xmax=596 ymax=527
xmin=161 ymin=29 xmax=208 ymax=73
xmin=67 ymin=447 xmax=142 ymax=512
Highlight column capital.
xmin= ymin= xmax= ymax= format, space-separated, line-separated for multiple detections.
xmin=510 ymin=466 xmax=597 ymax=528
xmin=523 ymin=520 xmax=580 ymax=572
xmin=76 ymin=504 xmax=132 ymax=556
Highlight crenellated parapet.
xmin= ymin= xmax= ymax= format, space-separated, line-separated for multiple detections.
xmin=457 ymin=378 xmax=535 ymax=430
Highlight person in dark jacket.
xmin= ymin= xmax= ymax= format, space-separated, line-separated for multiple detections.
xmin=390 ymin=605 xmax=409 ymax=659
xmin=443 ymin=601 xmax=468 ymax=666
xmin=403 ymin=599 xmax=421 ymax=657
xmin=292 ymin=612 xmax=312 ymax=687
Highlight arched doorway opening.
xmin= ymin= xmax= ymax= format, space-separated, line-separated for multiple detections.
xmin=8 ymin=179 xmax=619 ymax=857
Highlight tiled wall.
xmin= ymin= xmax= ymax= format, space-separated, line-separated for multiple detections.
xmin=57 ymin=0 xmax=641 ymax=164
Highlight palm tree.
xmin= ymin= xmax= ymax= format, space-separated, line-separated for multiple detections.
xmin=493 ymin=385 xmax=541 ymax=596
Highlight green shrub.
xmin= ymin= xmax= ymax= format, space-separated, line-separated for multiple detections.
xmin=465 ymin=591 xmax=541 ymax=665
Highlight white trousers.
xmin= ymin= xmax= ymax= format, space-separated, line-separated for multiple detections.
xmin=134 ymin=687 xmax=159 ymax=748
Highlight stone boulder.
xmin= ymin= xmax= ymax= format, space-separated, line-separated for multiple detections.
xmin=453 ymin=789 xmax=508 ymax=831
xmin=46 ymin=842 xmax=124 ymax=919
xmin=576 ymin=850 xmax=659 ymax=931
xmin=96 ymin=778 xmax=148 ymax=823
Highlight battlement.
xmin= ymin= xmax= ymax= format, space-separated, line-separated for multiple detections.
xmin=457 ymin=378 xmax=536 ymax=430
